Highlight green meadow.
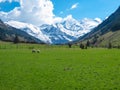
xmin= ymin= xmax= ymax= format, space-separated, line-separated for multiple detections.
xmin=0 ymin=43 xmax=120 ymax=90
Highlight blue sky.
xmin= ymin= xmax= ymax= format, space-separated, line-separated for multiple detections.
xmin=0 ymin=0 xmax=120 ymax=25
xmin=51 ymin=0 xmax=120 ymax=20
xmin=0 ymin=1 xmax=19 ymax=12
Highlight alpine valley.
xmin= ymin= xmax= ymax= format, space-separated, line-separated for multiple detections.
xmin=5 ymin=16 xmax=101 ymax=44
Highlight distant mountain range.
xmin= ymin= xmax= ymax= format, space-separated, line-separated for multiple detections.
xmin=0 ymin=19 xmax=43 ymax=43
xmin=6 ymin=16 xmax=101 ymax=44
xmin=80 ymin=6 xmax=120 ymax=47
xmin=1 ymin=6 xmax=120 ymax=45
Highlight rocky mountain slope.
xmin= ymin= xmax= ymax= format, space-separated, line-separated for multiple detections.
xmin=0 ymin=19 xmax=42 ymax=43
xmin=6 ymin=16 xmax=101 ymax=44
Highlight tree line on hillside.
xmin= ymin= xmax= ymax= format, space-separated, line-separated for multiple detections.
xmin=68 ymin=40 xmax=120 ymax=49
xmin=12 ymin=34 xmax=45 ymax=44
xmin=13 ymin=35 xmax=120 ymax=49
xmin=68 ymin=42 xmax=88 ymax=49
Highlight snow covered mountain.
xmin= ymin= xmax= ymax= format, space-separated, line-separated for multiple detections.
xmin=6 ymin=17 xmax=101 ymax=44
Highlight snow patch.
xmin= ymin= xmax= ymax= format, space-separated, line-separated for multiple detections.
xmin=6 ymin=17 xmax=101 ymax=44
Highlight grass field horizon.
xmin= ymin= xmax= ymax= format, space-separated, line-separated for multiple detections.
xmin=0 ymin=42 xmax=120 ymax=90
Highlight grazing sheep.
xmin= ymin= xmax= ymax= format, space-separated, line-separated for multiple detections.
xmin=32 ymin=49 xmax=40 ymax=53
xmin=36 ymin=49 xmax=40 ymax=53
xmin=32 ymin=49 xmax=36 ymax=53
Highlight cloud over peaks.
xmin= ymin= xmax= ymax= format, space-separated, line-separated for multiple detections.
xmin=0 ymin=0 xmax=61 ymax=25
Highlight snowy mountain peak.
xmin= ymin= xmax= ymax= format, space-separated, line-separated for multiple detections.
xmin=6 ymin=17 xmax=101 ymax=44
xmin=94 ymin=18 xmax=102 ymax=23
xmin=80 ymin=18 xmax=102 ymax=30
xmin=6 ymin=21 xmax=52 ymax=44
xmin=64 ymin=15 xmax=76 ymax=22
xmin=62 ymin=15 xmax=82 ymax=31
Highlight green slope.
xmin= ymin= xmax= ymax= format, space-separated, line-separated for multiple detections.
xmin=79 ymin=6 xmax=120 ymax=47
xmin=0 ymin=43 xmax=120 ymax=90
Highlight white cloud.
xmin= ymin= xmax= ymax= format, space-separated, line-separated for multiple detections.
xmin=0 ymin=0 xmax=101 ymax=26
xmin=0 ymin=0 xmax=62 ymax=26
xmin=70 ymin=3 xmax=79 ymax=10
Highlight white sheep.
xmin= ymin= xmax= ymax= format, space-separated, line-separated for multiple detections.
xmin=32 ymin=49 xmax=36 ymax=53
xmin=32 ymin=49 xmax=40 ymax=53
xmin=36 ymin=49 xmax=40 ymax=53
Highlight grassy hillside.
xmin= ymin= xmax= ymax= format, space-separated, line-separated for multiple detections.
xmin=0 ymin=43 xmax=120 ymax=90
xmin=98 ymin=30 xmax=120 ymax=46
xmin=81 ymin=30 xmax=120 ymax=47
xmin=79 ymin=6 xmax=120 ymax=47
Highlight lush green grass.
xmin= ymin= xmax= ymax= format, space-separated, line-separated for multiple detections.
xmin=0 ymin=43 xmax=120 ymax=90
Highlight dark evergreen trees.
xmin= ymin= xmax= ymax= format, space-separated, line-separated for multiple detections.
xmin=13 ymin=35 xmax=19 ymax=44
xmin=86 ymin=40 xmax=90 ymax=47
xmin=80 ymin=43 xmax=84 ymax=49
xmin=108 ymin=42 xmax=112 ymax=49
xmin=68 ymin=43 xmax=72 ymax=48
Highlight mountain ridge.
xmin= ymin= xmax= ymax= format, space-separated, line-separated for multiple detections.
xmin=0 ymin=19 xmax=43 ymax=43
xmin=79 ymin=6 xmax=120 ymax=47
xmin=6 ymin=17 xmax=101 ymax=44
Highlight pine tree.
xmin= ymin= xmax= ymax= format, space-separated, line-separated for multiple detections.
xmin=86 ymin=40 xmax=90 ymax=47
xmin=80 ymin=43 xmax=84 ymax=49
xmin=68 ymin=43 xmax=72 ymax=48
xmin=108 ymin=42 xmax=112 ymax=49
xmin=13 ymin=35 xmax=19 ymax=44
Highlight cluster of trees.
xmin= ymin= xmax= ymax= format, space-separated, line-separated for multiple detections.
xmin=68 ymin=40 xmax=120 ymax=49
xmin=68 ymin=40 xmax=90 ymax=49
xmin=108 ymin=42 xmax=120 ymax=49
xmin=13 ymin=35 xmax=39 ymax=44
xmin=13 ymin=35 xmax=120 ymax=49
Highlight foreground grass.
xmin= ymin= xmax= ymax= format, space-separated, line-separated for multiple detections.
xmin=0 ymin=44 xmax=120 ymax=90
